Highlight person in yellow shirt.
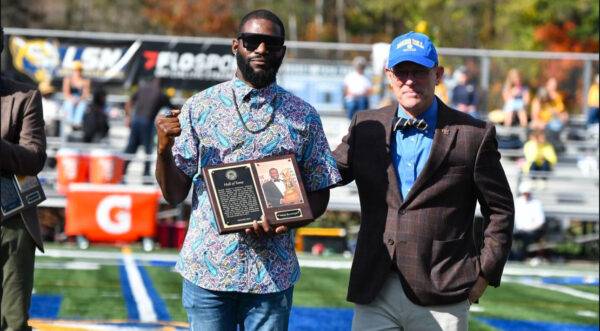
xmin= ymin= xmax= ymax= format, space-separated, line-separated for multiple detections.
xmin=522 ymin=129 xmax=557 ymax=174
xmin=586 ymin=74 xmax=599 ymax=126
xmin=530 ymin=78 xmax=568 ymax=133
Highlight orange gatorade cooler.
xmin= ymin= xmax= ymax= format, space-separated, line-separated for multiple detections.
xmin=56 ymin=148 xmax=89 ymax=193
xmin=89 ymin=149 xmax=124 ymax=184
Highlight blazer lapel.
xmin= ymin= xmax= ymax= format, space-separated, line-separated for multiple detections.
xmin=1 ymin=95 xmax=15 ymax=138
xmin=401 ymin=102 xmax=458 ymax=207
xmin=382 ymin=105 xmax=403 ymax=206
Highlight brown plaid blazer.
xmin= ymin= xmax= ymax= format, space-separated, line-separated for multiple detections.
xmin=333 ymin=99 xmax=514 ymax=306
xmin=1 ymin=76 xmax=47 ymax=251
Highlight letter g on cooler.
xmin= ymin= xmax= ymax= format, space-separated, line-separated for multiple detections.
xmin=96 ymin=195 xmax=132 ymax=234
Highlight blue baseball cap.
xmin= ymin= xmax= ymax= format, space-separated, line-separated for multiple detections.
xmin=387 ymin=31 xmax=438 ymax=69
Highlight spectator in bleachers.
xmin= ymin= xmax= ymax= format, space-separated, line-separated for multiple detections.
xmin=82 ymin=88 xmax=109 ymax=143
xmin=433 ymin=66 xmax=451 ymax=104
xmin=62 ymin=61 xmax=91 ymax=130
xmin=343 ymin=56 xmax=372 ymax=119
xmin=512 ymin=180 xmax=545 ymax=261
xmin=530 ymin=78 xmax=568 ymax=134
xmin=586 ymin=73 xmax=599 ymax=127
xmin=123 ymin=77 xmax=174 ymax=178
xmin=39 ymin=80 xmax=62 ymax=137
xmin=522 ymin=129 xmax=557 ymax=174
xmin=451 ymin=66 xmax=479 ymax=118
xmin=502 ymin=68 xmax=529 ymax=127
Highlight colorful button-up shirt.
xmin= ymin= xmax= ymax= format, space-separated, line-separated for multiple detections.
xmin=172 ymin=77 xmax=341 ymax=293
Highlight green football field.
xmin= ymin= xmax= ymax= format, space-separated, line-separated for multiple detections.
xmin=30 ymin=244 xmax=599 ymax=331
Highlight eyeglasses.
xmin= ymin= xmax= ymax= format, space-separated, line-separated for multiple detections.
xmin=388 ymin=67 xmax=433 ymax=81
xmin=237 ymin=33 xmax=285 ymax=52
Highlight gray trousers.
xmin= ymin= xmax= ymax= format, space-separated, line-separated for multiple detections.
xmin=352 ymin=273 xmax=470 ymax=331
xmin=1 ymin=216 xmax=36 ymax=331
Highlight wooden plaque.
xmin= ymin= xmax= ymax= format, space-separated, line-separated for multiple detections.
xmin=202 ymin=154 xmax=313 ymax=234
xmin=1 ymin=174 xmax=46 ymax=221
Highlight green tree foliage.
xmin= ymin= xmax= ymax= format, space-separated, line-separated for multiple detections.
xmin=2 ymin=0 xmax=597 ymax=52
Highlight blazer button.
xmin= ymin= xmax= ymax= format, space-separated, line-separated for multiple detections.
xmin=387 ymin=238 xmax=395 ymax=245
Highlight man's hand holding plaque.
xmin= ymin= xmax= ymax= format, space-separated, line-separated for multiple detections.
xmin=244 ymin=216 xmax=288 ymax=237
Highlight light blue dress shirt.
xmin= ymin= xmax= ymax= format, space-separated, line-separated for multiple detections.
xmin=392 ymin=98 xmax=438 ymax=199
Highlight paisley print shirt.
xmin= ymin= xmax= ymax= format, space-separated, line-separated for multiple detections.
xmin=172 ymin=77 xmax=341 ymax=293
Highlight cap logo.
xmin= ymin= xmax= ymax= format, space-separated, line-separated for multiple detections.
xmin=397 ymin=38 xmax=425 ymax=52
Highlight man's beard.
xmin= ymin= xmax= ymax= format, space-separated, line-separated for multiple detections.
xmin=236 ymin=52 xmax=282 ymax=88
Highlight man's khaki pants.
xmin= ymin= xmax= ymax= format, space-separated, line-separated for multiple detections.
xmin=1 ymin=216 xmax=36 ymax=331
xmin=352 ymin=273 xmax=470 ymax=331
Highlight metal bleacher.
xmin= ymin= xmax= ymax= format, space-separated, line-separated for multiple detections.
xmin=40 ymin=112 xmax=599 ymax=227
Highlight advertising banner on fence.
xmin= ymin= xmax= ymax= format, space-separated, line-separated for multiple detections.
xmin=1 ymin=30 xmax=235 ymax=90
xmin=65 ymin=184 xmax=161 ymax=242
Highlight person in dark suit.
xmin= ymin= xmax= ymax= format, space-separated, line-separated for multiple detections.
xmin=1 ymin=26 xmax=47 ymax=331
xmin=262 ymin=168 xmax=285 ymax=207
xmin=333 ymin=31 xmax=514 ymax=331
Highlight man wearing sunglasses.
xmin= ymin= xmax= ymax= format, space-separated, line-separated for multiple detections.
xmin=154 ymin=9 xmax=340 ymax=331
xmin=333 ymin=31 xmax=514 ymax=330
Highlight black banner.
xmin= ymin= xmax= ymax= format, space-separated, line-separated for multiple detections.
xmin=1 ymin=33 xmax=235 ymax=90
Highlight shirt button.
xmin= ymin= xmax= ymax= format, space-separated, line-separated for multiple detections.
xmin=387 ymin=238 xmax=395 ymax=246
xmin=399 ymin=210 xmax=406 ymax=215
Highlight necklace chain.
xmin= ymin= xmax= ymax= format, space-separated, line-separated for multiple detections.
xmin=231 ymin=88 xmax=277 ymax=134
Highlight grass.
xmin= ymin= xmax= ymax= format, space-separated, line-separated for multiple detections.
xmin=34 ymin=265 xmax=127 ymax=320
xmin=33 ymin=252 xmax=599 ymax=330
xmin=568 ymin=285 xmax=600 ymax=295
xmin=294 ymin=267 xmax=353 ymax=308
xmin=144 ymin=266 xmax=187 ymax=322
xmin=477 ymin=282 xmax=599 ymax=325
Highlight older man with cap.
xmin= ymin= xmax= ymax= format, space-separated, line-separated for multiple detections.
xmin=333 ymin=31 xmax=514 ymax=330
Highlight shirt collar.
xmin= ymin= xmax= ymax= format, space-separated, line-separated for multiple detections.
xmin=232 ymin=76 xmax=279 ymax=103
xmin=396 ymin=98 xmax=438 ymax=131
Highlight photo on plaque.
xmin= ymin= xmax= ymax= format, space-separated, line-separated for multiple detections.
xmin=255 ymin=158 xmax=304 ymax=208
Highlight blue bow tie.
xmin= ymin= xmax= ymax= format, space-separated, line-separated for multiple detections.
xmin=393 ymin=117 xmax=428 ymax=131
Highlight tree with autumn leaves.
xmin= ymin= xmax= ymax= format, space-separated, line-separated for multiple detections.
xmin=2 ymin=0 xmax=597 ymax=53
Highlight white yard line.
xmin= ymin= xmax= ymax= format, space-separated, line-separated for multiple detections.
xmin=41 ymin=248 xmax=178 ymax=262
xmin=121 ymin=247 xmax=157 ymax=322
xmin=40 ymin=248 xmax=599 ymax=278
xmin=504 ymin=276 xmax=599 ymax=301
xmin=298 ymin=259 xmax=352 ymax=269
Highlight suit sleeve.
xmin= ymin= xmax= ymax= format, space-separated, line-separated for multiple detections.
xmin=0 ymin=89 xmax=47 ymax=175
xmin=262 ymin=182 xmax=280 ymax=207
xmin=473 ymin=123 xmax=514 ymax=287
xmin=332 ymin=114 xmax=357 ymax=186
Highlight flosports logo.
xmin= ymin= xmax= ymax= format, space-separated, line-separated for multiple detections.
xmin=142 ymin=50 xmax=235 ymax=80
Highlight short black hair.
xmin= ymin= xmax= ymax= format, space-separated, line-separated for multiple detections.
xmin=238 ymin=9 xmax=285 ymax=39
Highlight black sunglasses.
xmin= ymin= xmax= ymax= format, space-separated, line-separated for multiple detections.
xmin=237 ymin=33 xmax=285 ymax=52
